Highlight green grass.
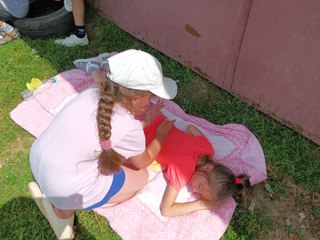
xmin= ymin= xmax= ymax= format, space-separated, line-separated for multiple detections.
xmin=1 ymin=4 xmax=319 ymax=240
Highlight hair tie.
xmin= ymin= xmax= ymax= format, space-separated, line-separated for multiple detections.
xmin=100 ymin=140 xmax=112 ymax=150
xmin=235 ymin=177 xmax=242 ymax=184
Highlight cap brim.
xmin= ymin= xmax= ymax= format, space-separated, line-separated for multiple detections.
xmin=150 ymin=77 xmax=177 ymax=99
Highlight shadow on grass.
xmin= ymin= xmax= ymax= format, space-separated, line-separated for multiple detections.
xmin=0 ymin=197 xmax=96 ymax=240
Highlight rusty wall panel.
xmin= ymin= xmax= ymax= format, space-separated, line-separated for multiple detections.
xmin=90 ymin=0 xmax=250 ymax=90
xmin=233 ymin=0 xmax=320 ymax=144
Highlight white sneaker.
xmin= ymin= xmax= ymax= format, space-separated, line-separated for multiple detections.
xmin=28 ymin=182 xmax=75 ymax=239
xmin=73 ymin=53 xmax=113 ymax=74
xmin=54 ymin=34 xmax=89 ymax=47
xmin=97 ymin=53 xmax=111 ymax=71
xmin=73 ymin=57 xmax=101 ymax=74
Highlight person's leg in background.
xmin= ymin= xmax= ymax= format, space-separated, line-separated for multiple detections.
xmin=72 ymin=0 xmax=86 ymax=38
xmin=0 ymin=3 xmax=21 ymax=44
xmin=0 ymin=20 xmax=15 ymax=34
xmin=54 ymin=0 xmax=89 ymax=47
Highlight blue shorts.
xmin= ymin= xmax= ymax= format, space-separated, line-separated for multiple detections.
xmin=85 ymin=168 xmax=125 ymax=210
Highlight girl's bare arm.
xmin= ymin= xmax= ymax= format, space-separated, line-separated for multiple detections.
xmin=129 ymin=119 xmax=175 ymax=169
xmin=160 ymin=184 xmax=217 ymax=217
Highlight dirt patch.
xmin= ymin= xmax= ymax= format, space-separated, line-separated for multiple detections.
xmin=250 ymin=182 xmax=320 ymax=239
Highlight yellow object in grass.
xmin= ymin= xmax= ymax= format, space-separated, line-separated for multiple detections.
xmin=26 ymin=78 xmax=42 ymax=91
xmin=148 ymin=160 xmax=162 ymax=172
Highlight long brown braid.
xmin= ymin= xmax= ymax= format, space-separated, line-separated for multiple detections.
xmin=196 ymin=156 xmax=251 ymax=204
xmin=95 ymin=76 xmax=150 ymax=174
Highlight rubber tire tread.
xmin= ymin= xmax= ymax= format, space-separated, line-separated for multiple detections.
xmin=13 ymin=7 xmax=74 ymax=39
xmin=28 ymin=0 xmax=42 ymax=4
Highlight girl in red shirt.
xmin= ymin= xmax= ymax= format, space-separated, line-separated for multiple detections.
xmin=144 ymin=115 xmax=251 ymax=217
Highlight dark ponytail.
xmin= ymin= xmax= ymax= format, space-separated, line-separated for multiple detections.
xmin=232 ymin=174 xmax=251 ymax=204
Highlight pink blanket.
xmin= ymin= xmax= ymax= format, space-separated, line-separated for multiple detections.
xmin=10 ymin=69 xmax=267 ymax=240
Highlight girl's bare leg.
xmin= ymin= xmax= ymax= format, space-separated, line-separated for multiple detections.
xmin=28 ymin=182 xmax=75 ymax=239
xmin=71 ymin=0 xmax=85 ymax=26
xmin=107 ymin=166 xmax=149 ymax=204
xmin=53 ymin=207 xmax=75 ymax=219
xmin=52 ymin=163 xmax=148 ymax=214
xmin=52 ymin=161 xmax=148 ymax=214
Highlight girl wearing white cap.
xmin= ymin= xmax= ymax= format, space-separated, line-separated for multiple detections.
xmin=29 ymin=49 xmax=177 ymax=239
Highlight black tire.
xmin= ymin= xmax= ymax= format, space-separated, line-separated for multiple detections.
xmin=28 ymin=0 xmax=42 ymax=4
xmin=13 ymin=7 xmax=74 ymax=39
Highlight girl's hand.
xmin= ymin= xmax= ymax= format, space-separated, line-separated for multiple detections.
xmin=155 ymin=119 xmax=175 ymax=143
xmin=142 ymin=101 xmax=165 ymax=127
xmin=130 ymin=116 xmax=174 ymax=170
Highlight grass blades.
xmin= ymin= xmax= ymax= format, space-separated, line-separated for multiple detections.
xmin=0 ymin=3 xmax=319 ymax=240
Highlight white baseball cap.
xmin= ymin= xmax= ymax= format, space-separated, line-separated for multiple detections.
xmin=107 ymin=49 xmax=177 ymax=99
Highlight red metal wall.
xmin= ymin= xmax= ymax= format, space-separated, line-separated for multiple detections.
xmin=232 ymin=0 xmax=320 ymax=144
xmin=90 ymin=0 xmax=320 ymax=145
xmin=90 ymin=0 xmax=251 ymax=87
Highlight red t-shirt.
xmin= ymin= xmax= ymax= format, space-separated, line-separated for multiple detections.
xmin=144 ymin=116 xmax=214 ymax=190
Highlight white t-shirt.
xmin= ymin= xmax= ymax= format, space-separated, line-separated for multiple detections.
xmin=30 ymin=87 xmax=145 ymax=209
